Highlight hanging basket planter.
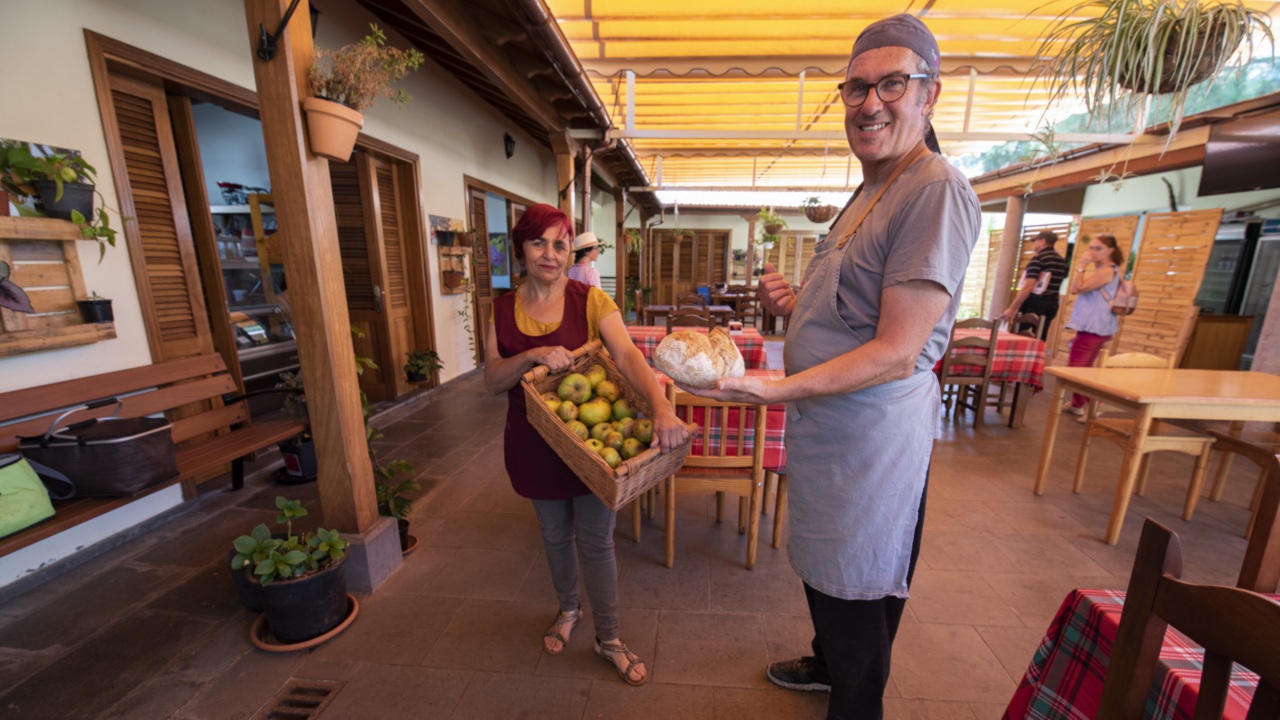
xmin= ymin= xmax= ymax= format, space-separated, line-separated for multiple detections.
xmin=302 ymin=97 xmax=364 ymax=162
xmin=762 ymin=223 xmax=784 ymax=235
xmin=1118 ymin=24 xmax=1231 ymax=94
xmin=803 ymin=205 xmax=838 ymax=223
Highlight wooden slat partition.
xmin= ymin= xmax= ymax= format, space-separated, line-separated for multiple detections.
xmin=1048 ymin=215 xmax=1142 ymax=364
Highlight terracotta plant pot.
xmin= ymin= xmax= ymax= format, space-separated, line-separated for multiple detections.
xmin=443 ymin=270 xmax=465 ymax=288
xmin=302 ymin=97 xmax=364 ymax=162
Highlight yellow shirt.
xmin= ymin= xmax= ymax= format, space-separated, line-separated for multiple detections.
xmin=489 ymin=286 xmax=619 ymax=341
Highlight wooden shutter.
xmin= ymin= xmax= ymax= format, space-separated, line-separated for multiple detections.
xmin=106 ymin=74 xmax=212 ymax=360
xmin=1048 ymin=215 xmax=1141 ymax=363
xmin=376 ymin=163 xmax=407 ymax=311
xmin=468 ymin=188 xmax=491 ymax=300
xmin=330 ymin=159 xmax=374 ymax=311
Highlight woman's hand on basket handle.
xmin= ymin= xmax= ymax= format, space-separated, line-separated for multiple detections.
xmin=651 ymin=404 xmax=689 ymax=454
xmin=528 ymin=345 xmax=574 ymax=374
xmin=483 ymin=319 xmax=575 ymax=395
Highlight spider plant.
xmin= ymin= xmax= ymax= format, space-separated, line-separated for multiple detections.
xmin=1032 ymin=0 xmax=1274 ymax=141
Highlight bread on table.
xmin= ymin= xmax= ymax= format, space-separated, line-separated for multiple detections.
xmin=654 ymin=327 xmax=746 ymax=389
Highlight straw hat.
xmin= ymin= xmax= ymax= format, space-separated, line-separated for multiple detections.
xmin=573 ymin=232 xmax=601 ymax=252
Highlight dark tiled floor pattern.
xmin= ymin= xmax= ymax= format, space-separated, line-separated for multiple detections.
xmin=0 ymin=367 xmax=1265 ymax=719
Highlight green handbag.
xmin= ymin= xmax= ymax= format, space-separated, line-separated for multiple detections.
xmin=0 ymin=453 xmax=73 ymax=539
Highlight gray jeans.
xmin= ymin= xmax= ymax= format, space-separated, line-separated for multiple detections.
xmin=531 ymin=494 xmax=619 ymax=641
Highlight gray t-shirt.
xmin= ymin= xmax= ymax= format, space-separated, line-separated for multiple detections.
xmin=818 ymin=153 xmax=980 ymax=372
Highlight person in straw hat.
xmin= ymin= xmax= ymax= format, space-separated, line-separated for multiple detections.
xmin=567 ymin=231 xmax=603 ymax=289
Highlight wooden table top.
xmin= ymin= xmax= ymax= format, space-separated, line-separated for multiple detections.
xmin=1047 ymin=367 xmax=1280 ymax=410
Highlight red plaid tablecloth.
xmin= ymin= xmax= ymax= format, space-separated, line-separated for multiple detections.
xmin=627 ymin=326 xmax=770 ymax=370
xmin=653 ymin=368 xmax=786 ymax=472
xmin=934 ymin=329 xmax=1046 ymax=391
xmin=1004 ymin=589 xmax=1269 ymax=720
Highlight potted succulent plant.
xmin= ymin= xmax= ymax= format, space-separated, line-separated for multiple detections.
xmin=0 ymin=144 xmax=123 ymax=263
xmin=1033 ymin=0 xmax=1274 ymax=141
xmin=757 ymin=206 xmax=787 ymax=235
xmin=230 ymin=496 xmax=353 ymax=646
xmin=76 ymin=290 xmax=113 ymax=324
xmin=305 ymin=24 xmax=425 ymax=161
xmin=404 ymin=348 xmax=443 ymax=383
xmin=801 ymin=196 xmax=838 ymax=223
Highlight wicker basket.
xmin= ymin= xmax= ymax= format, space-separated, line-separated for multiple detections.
xmin=521 ymin=340 xmax=697 ymax=510
xmin=804 ymin=204 xmax=838 ymax=223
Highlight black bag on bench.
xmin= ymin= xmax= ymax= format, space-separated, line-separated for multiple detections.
xmin=17 ymin=398 xmax=179 ymax=497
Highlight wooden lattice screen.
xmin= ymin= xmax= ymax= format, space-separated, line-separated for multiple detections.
xmin=1111 ymin=209 xmax=1222 ymax=363
xmin=1008 ymin=222 xmax=1074 ymax=309
xmin=1048 ymin=215 xmax=1141 ymax=363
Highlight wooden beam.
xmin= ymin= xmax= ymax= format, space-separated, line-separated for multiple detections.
xmin=243 ymin=0 xmax=376 ymax=533
xmin=552 ymin=132 xmax=577 ymax=221
xmin=614 ymin=188 xmax=625 ymax=313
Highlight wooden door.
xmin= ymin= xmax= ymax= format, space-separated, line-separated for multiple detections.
xmin=467 ymin=188 xmax=492 ymax=365
xmin=104 ymin=74 xmax=214 ymax=361
xmin=373 ymin=157 xmax=414 ymax=398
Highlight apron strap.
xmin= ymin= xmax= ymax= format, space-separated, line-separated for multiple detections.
xmin=836 ymin=141 xmax=930 ymax=250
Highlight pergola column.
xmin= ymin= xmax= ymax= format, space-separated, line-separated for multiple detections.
xmin=990 ymin=194 xmax=1027 ymax=318
xmin=551 ymin=133 xmax=577 ymax=222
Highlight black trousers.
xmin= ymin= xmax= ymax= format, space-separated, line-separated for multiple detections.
xmin=805 ymin=478 xmax=928 ymax=720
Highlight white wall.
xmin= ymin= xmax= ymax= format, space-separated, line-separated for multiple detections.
xmin=1082 ymin=166 xmax=1280 ymax=219
xmin=0 ymin=0 xmax=560 ymax=392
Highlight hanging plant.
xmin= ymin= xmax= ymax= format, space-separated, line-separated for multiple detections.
xmin=624 ymin=228 xmax=643 ymax=254
xmin=1032 ymin=0 xmax=1274 ymax=141
xmin=757 ymin=206 xmax=787 ymax=235
xmin=800 ymin=196 xmax=838 ymax=223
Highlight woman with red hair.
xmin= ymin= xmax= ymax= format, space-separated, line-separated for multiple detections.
xmin=483 ymin=203 xmax=687 ymax=686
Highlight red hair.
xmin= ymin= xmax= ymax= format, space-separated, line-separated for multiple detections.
xmin=511 ymin=203 xmax=573 ymax=263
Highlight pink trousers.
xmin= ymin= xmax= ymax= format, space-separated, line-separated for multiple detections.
xmin=1068 ymin=331 xmax=1111 ymax=408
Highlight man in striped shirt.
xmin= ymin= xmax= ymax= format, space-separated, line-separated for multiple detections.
xmin=1001 ymin=229 xmax=1067 ymax=340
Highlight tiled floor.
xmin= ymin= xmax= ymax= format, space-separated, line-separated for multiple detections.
xmin=0 ymin=366 xmax=1265 ymax=719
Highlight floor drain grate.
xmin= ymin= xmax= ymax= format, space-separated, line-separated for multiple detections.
xmin=253 ymin=678 xmax=345 ymax=720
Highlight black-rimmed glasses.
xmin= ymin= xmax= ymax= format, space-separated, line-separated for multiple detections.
xmin=837 ymin=74 xmax=933 ymax=108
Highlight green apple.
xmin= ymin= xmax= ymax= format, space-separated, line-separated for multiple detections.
xmin=584 ymin=363 xmax=608 ymax=389
xmin=557 ymin=373 xmax=592 ymax=404
xmin=541 ymin=392 xmax=562 ymax=414
xmin=620 ymin=437 xmax=644 ymax=459
xmin=590 ymin=422 xmax=613 ymax=442
xmin=633 ymin=418 xmax=654 ymax=445
xmin=556 ymin=401 xmax=579 ymax=423
xmin=585 ymin=438 xmax=605 ymax=453
xmin=612 ymin=398 xmax=636 ymax=421
xmin=594 ymin=379 xmax=620 ymax=403
xmin=578 ymin=396 xmax=613 ymax=427
xmin=604 ymin=431 xmax=624 ymax=451
xmin=598 ymin=446 xmax=622 ymax=469
xmin=616 ymin=417 xmax=635 ymax=438
xmin=566 ymin=420 xmax=589 ymax=441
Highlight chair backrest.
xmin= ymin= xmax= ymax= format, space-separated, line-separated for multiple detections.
xmin=938 ymin=319 xmax=999 ymax=386
xmin=1098 ymin=519 xmax=1280 ymax=718
xmin=633 ymin=288 xmax=645 ymax=316
xmin=1011 ymin=312 xmax=1045 ymax=339
xmin=1099 ymin=350 xmax=1175 ymax=369
xmin=737 ymin=296 xmax=761 ymax=322
xmin=676 ymin=293 xmax=706 ymax=308
xmin=667 ymin=384 xmax=766 ymax=473
xmin=667 ymin=307 xmax=715 ymax=332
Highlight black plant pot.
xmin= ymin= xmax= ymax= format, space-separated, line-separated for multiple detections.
xmin=76 ymin=298 xmax=113 ymax=323
xmin=397 ymin=518 xmax=410 ymax=551
xmin=226 ymin=548 xmax=265 ymax=613
xmin=278 ymin=439 xmax=317 ymax=482
xmin=406 ymin=371 xmax=428 ymax=383
xmin=33 ymin=180 xmax=94 ymax=221
xmin=260 ymin=557 xmax=348 ymax=644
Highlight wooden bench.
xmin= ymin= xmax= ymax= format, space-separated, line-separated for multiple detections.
xmin=0 ymin=354 xmax=307 ymax=556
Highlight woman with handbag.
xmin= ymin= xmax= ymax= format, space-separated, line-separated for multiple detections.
xmin=482 ymin=203 xmax=687 ymax=686
xmin=1062 ymin=233 xmax=1124 ymax=416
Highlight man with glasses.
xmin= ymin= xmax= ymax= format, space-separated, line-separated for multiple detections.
xmin=681 ymin=14 xmax=979 ymax=719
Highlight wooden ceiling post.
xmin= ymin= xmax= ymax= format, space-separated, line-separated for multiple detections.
xmin=243 ymin=0 xmax=376 ymax=532
xmin=551 ymin=133 xmax=577 ymax=223
xmin=614 ymin=188 xmax=626 ymax=312
xmin=580 ymin=151 xmax=593 ymax=233
xmin=990 ymin=195 xmax=1027 ymax=320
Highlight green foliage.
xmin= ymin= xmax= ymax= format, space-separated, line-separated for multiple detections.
xmin=623 ymin=228 xmax=643 ymax=254
xmin=310 ymin=24 xmax=426 ymax=113
xmin=800 ymin=196 xmax=823 ymax=208
xmin=404 ymin=348 xmax=444 ymax=376
xmin=229 ymin=497 xmax=348 ymax=586
xmin=756 ymin=206 xmax=787 ymax=231
xmin=0 ymin=144 xmax=124 ymax=263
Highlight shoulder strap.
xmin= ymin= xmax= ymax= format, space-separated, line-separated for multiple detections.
xmin=1098 ymin=265 xmax=1121 ymax=302
xmin=836 ymin=141 xmax=930 ymax=250
xmin=0 ymin=454 xmax=76 ymax=499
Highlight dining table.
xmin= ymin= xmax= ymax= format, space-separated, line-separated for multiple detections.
xmin=711 ymin=292 xmax=753 ymax=315
xmin=626 ymin=325 xmax=770 ymax=370
xmin=643 ymin=304 xmax=735 ymax=325
xmin=1004 ymin=588 xmax=1273 ymax=720
xmin=933 ymin=328 xmax=1047 ymax=429
xmin=1035 ymin=367 xmax=1280 ymax=544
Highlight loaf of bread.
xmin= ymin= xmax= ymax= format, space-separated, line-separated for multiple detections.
xmin=654 ymin=327 xmax=745 ymax=389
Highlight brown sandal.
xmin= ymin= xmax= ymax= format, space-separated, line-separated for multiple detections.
xmin=543 ymin=608 xmax=581 ymax=655
xmin=595 ymin=639 xmax=648 ymax=686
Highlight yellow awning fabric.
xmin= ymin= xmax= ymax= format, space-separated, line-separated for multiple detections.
xmin=546 ymin=0 xmax=1279 ymax=192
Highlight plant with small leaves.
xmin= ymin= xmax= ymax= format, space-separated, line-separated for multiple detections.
xmin=623 ymin=228 xmax=643 ymax=254
xmin=800 ymin=196 xmax=823 ymax=208
xmin=404 ymin=348 xmax=443 ymax=377
xmin=757 ymin=206 xmax=787 ymax=233
xmin=0 ymin=144 xmax=125 ymax=263
xmin=310 ymin=24 xmax=425 ymax=113
xmin=229 ymin=497 xmax=349 ymax=586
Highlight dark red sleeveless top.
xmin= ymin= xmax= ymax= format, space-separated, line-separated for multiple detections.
xmin=494 ymin=280 xmax=593 ymax=500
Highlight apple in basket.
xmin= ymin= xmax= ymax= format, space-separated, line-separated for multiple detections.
xmin=566 ymin=420 xmax=589 ymax=441
xmin=633 ymin=418 xmax=654 ymax=445
xmin=585 ymin=438 xmax=605 ymax=453
xmin=594 ymin=379 xmax=620 ymax=403
xmin=621 ymin=437 xmax=644 ymax=459
xmin=541 ymin=392 xmax=562 ymax=414
xmin=615 ymin=417 xmax=635 ymax=438
xmin=584 ymin=363 xmax=608 ymax=389
xmin=604 ymin=431 xmax=625 ymax=451
xmin=558 ymin=373 xmax=592 ymax=404
xmin=612 ymin=399 xmax=636 ymax=421
xmin=598 ymin=446 xmax=622 ymax=469
xmin=590 ymin=422 xmax=613 ymax=442
xmin=556 ymin=401 xmax=579 ymax=423
xmin=578 ymin=396 xmax=613 ymax=427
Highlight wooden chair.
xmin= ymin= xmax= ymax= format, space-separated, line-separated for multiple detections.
xmin=1010 ymin=311 xmax=1045 ymax=340
xmin=633 ymin=289 xmax=647 ymax=326
xmin=1074 ymin=351 xmax=1217 ymax=521
xmin=938 ymin=318 xmax=999 ymax=428
xmin=676 ymin=292 xmax=706 ymax=308
xmin=665 ymin=383 xmax=767 ymax=569
xmin=736 ymin=296 xmax=761 ymax=329
xmin=1205 ymin=428 xmax=1280 ymax=541
xmin=666 ymin=307 xmax=715 ymax=333
xmin=1097 ymin=518 xmax=1280 ymax=718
